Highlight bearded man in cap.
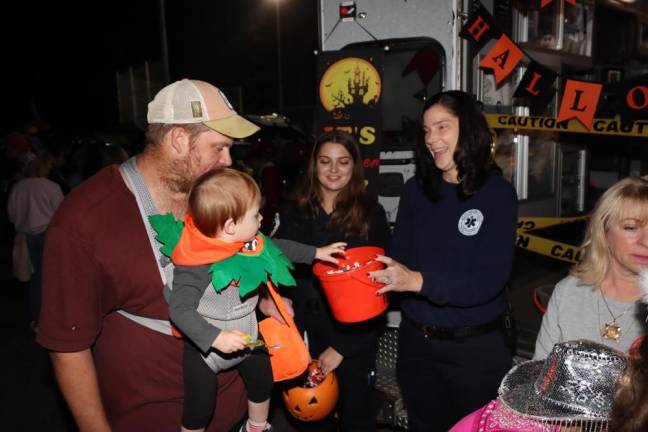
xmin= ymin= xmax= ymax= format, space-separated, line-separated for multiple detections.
xmin=37 ymin=79 xmax=285 ymax=432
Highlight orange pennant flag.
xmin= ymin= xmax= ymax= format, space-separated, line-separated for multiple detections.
xmin=479 ymin=35 xmax=524 ymax=85
xmin=541 ymin=0 xmax=575 ymax=8
xmin=557 ymin=80 xmax=603 ymax=131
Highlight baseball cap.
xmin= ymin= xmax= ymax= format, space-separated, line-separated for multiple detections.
xmin=147 ymin=79 xmax=260 ymax=139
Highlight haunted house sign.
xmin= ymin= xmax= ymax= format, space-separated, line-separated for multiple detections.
xmin=314 ymin=50 xmax=384 ymax=197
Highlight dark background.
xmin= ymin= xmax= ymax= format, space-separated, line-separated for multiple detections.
xmin=2 ymin=0 xmax=319 ymax=134
xmin=1 ymin=3 xmax=323 ymax=430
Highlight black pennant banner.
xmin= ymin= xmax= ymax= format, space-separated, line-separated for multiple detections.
xmin=617 ymin=74 xmax=648 ymax=122
xmin=514 ymin=61 xmax=558 ymax=115
xmin=459 ymin=3 xmax=501 ymax=53
xmin=459 ymin=1 xmax=648 ymax=130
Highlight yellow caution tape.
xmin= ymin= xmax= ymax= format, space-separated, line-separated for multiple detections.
xmin=517 ymin=216 xmax=588 ymax=232
xmin=516 ymin=231 xmax=583 ymax=264
xmin=516 ymin=216 xmax=588 ymax=264
xmin=486 ymin=114 xmax=648 ymax=138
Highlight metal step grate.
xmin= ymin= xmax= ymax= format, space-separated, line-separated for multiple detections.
xmin=374 ymin=328 xmax=409 ymax=430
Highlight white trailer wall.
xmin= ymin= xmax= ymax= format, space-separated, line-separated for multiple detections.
xmin=318 ymin=0 xmax=464 ymax=90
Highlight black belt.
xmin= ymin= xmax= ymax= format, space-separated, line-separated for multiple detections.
xmin=407 ymin=316 xmax=503 ymax=340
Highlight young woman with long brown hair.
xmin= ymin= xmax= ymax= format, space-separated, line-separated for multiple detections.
xmin=273 ymin=130 xmax=390 ymax=432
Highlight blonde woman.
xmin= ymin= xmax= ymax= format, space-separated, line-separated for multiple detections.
xmin=534 ymin=176 xmax=648 ymax=358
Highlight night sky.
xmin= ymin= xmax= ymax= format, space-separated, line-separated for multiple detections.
xmin=3 ymin=1 xmax=318 ymax=134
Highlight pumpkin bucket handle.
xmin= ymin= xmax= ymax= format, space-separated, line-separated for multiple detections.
xmin=259 ymin=281 xmax=310 ymax=382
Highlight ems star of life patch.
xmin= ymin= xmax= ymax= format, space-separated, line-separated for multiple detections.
xmin=458 ymin=209 xmax=484 ymax=236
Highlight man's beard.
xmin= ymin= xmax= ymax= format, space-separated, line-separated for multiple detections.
xmin=162 ymin=152 xmax=199 ymax=194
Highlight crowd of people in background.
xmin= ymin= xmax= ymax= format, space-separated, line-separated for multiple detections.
xmin=3 ymin=79 xmax=648 ymax=432
xmin=1 ymin=124 xmax=139 ymax=196
xmin=1 ymin=124 xmax=137 ymax=328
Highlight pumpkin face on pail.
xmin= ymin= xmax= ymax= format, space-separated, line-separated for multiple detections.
xmin=282 ymin=361 xmax=339 ymax=422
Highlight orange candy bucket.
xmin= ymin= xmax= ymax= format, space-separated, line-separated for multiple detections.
xmin=312 ymin=246 xmax=388 ymax=323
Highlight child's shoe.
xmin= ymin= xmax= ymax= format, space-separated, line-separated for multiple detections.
xmin=239 ymin=420 xmax=272 ymax=432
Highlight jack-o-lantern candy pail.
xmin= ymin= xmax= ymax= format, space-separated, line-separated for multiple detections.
xmin=282 ymin=361 xmax=339 ymax=422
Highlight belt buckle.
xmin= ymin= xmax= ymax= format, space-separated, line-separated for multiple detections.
xmin=423 ymin=324 xmax=452 ymax=339
xmin=436 ymin=325 xmax=453 ymax=339
xmin=454 ymin=326 xmax=470 ymax=339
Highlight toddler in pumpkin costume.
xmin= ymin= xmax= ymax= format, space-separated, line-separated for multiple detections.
xmin=152 ymin=168 xmax=296 ymax=432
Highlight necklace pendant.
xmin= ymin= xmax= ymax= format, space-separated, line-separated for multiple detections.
xmin=601 ymin=322 xmax=622 ymax=341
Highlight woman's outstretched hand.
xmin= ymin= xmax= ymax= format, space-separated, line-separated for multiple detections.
xmin=315 ymin=242 xmax=347 ymax=264
xmin=369 ymin=255 xmax=423 ymax=295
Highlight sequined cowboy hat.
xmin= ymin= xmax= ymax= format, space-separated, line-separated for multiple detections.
xmin=498 ymin=340 xmax=627 ymax=427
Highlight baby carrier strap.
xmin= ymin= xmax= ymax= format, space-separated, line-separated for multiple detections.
xmin=116 ymin=157 xmax=174 ymax=336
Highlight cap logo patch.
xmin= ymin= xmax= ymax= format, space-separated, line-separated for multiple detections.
xmin=218 ymin=89 xmax=234 ymax=111
xmin=191 ymin=101 xmax=203 ymax=118
xmin=458 ymin=209 xmax=484 ymax=236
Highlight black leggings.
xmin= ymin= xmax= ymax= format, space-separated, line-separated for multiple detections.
xmin=182 ymin=340 xmax=273 ymax=430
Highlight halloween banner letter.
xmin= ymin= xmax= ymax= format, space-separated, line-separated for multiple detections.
xmin=557 ymin=80 xmax=602 ymax=130
xmin=618 ymin=74 xmax=648 ymax=121
xmin=479 ymin=34 xmax=524 ymax=85
xmin=514 ymin=61 xmax=558 ymax=115
xmin=459 ymin=3 xmax=501 ymax=52
xmin=626 ymin=86 xmax=648 ymax=110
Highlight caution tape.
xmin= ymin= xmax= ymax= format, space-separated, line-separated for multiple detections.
xmin=486 ymin=114 xmax=648 ymax=138
xmin=516 ymin=216 xmax=588 ymax=264
xmin=516 ymin=231 xmax=583 ymax=264
xmin=518 ymin=216 xmax=588 ymax=231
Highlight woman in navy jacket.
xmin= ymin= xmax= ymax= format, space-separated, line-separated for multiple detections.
xmin=370 ymin=91 xmax=518 ymax=432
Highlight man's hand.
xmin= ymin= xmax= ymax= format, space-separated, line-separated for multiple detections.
xmin=212 ymin=330 xmax=248 ymax=353
xmin=258 ymin=295 xmax=294 ymax=324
